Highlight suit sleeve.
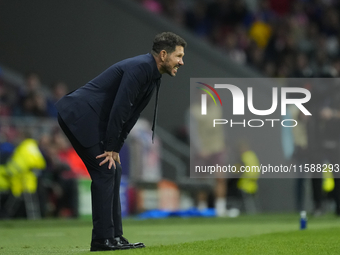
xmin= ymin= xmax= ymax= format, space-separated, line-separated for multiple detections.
xmin=115 ymin=113 xmax=140 ymax=152
xmin=104 ymin=63 xmax=151 ymax=152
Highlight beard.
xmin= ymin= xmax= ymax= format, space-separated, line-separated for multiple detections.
xmin=162 ymin=59 xmax=178 ymax=77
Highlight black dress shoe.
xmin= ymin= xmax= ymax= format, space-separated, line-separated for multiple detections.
xmin=114 ymin=236 xmax=145 ymax=249
xmin=90 ymin=238 xmax=133 ymax=251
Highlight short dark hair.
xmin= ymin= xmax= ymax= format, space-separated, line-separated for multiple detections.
xmin=152 ymin=32 xmax=187 ymax=55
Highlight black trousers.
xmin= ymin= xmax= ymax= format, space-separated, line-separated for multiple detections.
xmin=58 ymin=114 xmax=123 ymax=240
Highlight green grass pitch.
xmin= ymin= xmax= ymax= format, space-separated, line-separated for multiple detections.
xmin=0 ymin=214 xmax=340 ymax=254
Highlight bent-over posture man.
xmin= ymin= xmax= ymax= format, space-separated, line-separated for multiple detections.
xmin=56 ymin=32 xmax=186 ymax=251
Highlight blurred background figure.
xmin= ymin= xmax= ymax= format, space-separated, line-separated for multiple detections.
xmin=13 ymin=72 xmax=49 ymax=117
xmin=47 ymin=82 xmax=69 ymax=118
xmin=317 ymin=81 xmax=340 ymax=216
xmin=290 ymin=104 xmax=309 ymax=212
xmin=0 ymin=137 xmax=46 ymax=219
xmin=229 ymin=140 xmax=260 ymax=215
xmin=188 ymin=91 xmax=230 ymax=217
xmin=38 ymin=127 xmax=81 ymax=218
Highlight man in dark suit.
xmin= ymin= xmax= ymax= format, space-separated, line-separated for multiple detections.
xmin=56 ymin=32 xmax=186 ymax=251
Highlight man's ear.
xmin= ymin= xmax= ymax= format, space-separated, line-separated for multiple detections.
xmin=160 ymin=50 xmax=167 ymax=62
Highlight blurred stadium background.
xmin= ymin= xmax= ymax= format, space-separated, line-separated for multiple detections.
xmin=0 ymin=0 xmax=340 ymax=233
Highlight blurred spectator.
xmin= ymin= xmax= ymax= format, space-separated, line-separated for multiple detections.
xmin=247 ymin=41 xmax=265 ymax=70
xmin=32 ymin=91 xmax=49 ymax=117
xmin=14 ymin=91 xmax=49 ymax=117
xmin=291 ymin=53 xmax=313 ymax=78
xmin=290 ymin=104 xmax=309 ymax=211
xmin=188 ymin=92 xmax=229 ymax=217
xmin=0 ymin=82 xmax=12 ymax=116
xmin=255 ymin=0 xmax=276 ymax=23
xmin=317 ymin=82 xmax=340 ymax=216
xmin=0 ymin=137 xmax=46 ymax=219
xmin=12 ymin=72 xmax=50 ymax=117
xmin=248 ymin=19 xmax=272 ymax=49
xmin=228 ymin=140 xmax=260 ymax=214
xmin=162 ymin=0 xmax=186 ymax=25
xmin=222 ymin=31 xmax=247 ymax=65
xmin=47 ymin=81 xmax=68 ymax=118
xmin=38 ymin=128 xmax=79 ymax=218
xmin=185 ymin=1 xmax=211 ymax=39
xmin=289 ymin=1 xmax=309 ymax=43
xmin=23 ymin=72 xmax=41 ymax=94
xmin=0 ymin=73 xmax=18 ymax=116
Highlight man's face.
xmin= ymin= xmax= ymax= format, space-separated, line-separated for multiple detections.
xmin=162 ymin=46 xmax=185 ymax=77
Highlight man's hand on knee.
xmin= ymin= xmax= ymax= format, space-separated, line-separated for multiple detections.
xmin=96 ymin=151 xmax=120 ymax=169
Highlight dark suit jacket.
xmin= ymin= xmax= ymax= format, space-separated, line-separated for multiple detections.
xmin=56 ymin=53 xmax=162 ymax=152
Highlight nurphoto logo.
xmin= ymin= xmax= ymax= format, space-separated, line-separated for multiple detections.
xmin=196 ymin=81 xmax=312 ymax=128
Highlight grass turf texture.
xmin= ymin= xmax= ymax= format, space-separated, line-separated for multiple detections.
xmin=0 ymin=214 xmax=339 ymax=254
